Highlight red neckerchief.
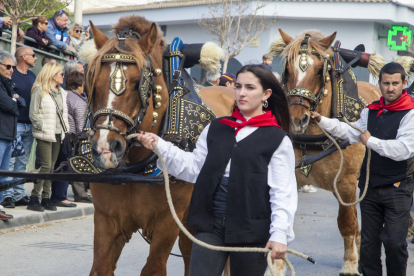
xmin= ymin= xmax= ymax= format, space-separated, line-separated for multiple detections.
xmin=367 ymin=90 xmax=414 ymax=117
xmin=219 ymin=108 xmax=281 ymax=135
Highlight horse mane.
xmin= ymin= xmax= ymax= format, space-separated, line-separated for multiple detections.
xmin=281 ymin=30 xmax=334 ymax=62
xmin=86 ymin=15 xmax=166 ymax=100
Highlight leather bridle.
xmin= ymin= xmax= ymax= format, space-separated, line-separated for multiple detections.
xmin=87 ymin=28 xmax=161 ymax=146
xmin=283 ymin=34 xmax=332 ymax=111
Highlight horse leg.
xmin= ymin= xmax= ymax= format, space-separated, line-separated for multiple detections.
xmin=178 ymin=207 xmax=193 ymax=276
xmin=355 ymin=229 xmax=361 ymax=273
xmin=335 ymin=185 xmax=360 ymax=276
xmin=141 ymin=214 xmax=182 ymax=276
xmin=90 ymin=210 xmax=130 ymax=276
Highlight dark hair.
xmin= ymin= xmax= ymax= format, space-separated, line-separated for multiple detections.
xmin=379 ymin=62 xmax=406 ymax=82
xmin=66 ymin=71 xmax=84 ymax=91
xmin=219 ymin=73 xmax=236 ymax=86
xmin=235 ymin=64 xmax=291 ymax=133
xmin=219 ymin=79 xmax=232 ymax=86
xmin=41 ymin=56 xmax=56 ymax=66
xmin=53 ymin=10 xmax=68 ymax=19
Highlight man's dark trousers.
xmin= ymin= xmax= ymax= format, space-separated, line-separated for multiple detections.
xmin=359 ymin=178 xmax=414 ymax=276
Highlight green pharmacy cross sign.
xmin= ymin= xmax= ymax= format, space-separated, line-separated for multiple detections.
xmin=387 ymin=26 xmax=412 ymax=51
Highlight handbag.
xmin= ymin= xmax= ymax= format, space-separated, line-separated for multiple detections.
xmin=49 ymin=92 xmax=72 ymax=155
xmin=11 ymin=133 xmax=25 ymax=158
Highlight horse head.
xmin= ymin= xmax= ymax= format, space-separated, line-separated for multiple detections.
xmin=87 ymin=16 xmax=168 ymax=170
xmin=278 ymin=29 xmax=336 ymax=134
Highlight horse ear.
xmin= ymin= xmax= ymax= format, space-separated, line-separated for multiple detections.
xmin=279 ymin=28 xmax=293 ymax=45
xmin=89 ymin=21 xmax=108 ymax=50
xmin=139 ymin=23 xmax=158 ymax=55
xmin=319 ymin=32 xmax=337 ymax=49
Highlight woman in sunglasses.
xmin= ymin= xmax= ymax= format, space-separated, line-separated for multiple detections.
xmin=67 ymin=23 xmax=90 ymax=57
xmin=25 ymin=16 xmax=52 ymax=51
xmin=0 ymin=51 xmax=26 ymax=220
xmin=28 ymin=63 xmax=69 ymax=212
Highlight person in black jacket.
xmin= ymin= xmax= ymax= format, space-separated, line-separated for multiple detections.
xmin=24 ymin=16 xmax=52 ymax=51
xmin=311 ymin=62 xmax=414 ymax=275
xmin=138 ymin=65 xmax=298 ymax=276
xmin=0 ymin=51 xmax=26 ymax=220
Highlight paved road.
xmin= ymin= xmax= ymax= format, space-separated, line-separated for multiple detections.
xmin=1 ymin=189 xmax=414 ymax=275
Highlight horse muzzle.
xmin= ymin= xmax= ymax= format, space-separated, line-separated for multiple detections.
xmin=91 ymin=137 xmax=126 ymax=169
xmin=291 ymin=113 xmax=310 ymax=134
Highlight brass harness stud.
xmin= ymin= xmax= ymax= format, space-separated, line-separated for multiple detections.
xmin=152 ymin=73 xmax=163 ymax=126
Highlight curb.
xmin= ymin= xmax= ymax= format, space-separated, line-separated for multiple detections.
xmin=0 ymin=205 xmax=94 ymax=230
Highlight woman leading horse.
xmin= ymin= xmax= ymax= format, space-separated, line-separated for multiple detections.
xmin=85 ymin=15 xmax=238 ymax=276
xmin=138 ymin=64 xmax=298 ymax=275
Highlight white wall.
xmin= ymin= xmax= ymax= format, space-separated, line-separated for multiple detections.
xmin=83 ymin=1 xmax=414 ymax=79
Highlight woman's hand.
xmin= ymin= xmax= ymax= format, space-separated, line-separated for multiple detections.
xmin=137 ymin=131 xmax=159 ymax=151
xmin=264 ymin=241 xmax=287 ymax=260
xmin=42 ymin=38 xmax=49 ymax=45
xmin=84 ymin=30 xmax=90 ymax=41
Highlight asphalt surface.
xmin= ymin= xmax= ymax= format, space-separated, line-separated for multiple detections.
xmin=0 ymin=183 xmax=94 ymax=231
xmin=1 ymin=185 xmax=414 ymax=275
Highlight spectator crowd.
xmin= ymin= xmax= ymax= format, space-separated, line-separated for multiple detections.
xmin=0 ymin=10 xmax=93 ymax=221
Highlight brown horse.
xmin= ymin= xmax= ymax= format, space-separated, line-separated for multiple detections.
xmin=276 ymin=29 xmax=381 ymax=276
xmin=86 ymin=16 xmax=233 ymax=275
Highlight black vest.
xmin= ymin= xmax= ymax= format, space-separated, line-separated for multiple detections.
xmin=187 ymin=117 xmax=287 ymax=244
xmin=359 ymin=105 xmax=414 ymax=187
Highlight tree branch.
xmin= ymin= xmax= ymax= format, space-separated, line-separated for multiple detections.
xmin=198 ymin=0 xmax=278 ymax=73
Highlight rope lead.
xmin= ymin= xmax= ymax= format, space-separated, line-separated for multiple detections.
xmin=314 ymin=113 xmax=370 ymax=207
xmin=152 ymin=142 xmax=316 ymax=276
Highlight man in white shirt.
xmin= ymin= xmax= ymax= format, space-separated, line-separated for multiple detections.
xmin=311 ymin=62 xmax=414 ymax=276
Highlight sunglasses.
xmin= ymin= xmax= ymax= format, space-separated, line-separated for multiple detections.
xmin=23 ymin=53 xmax=36 ymax=58
xmin=41 ymin=21 xmax=49 ymax=25
xmin=0 ymin=63 xmax=13 ymax=70
xmin=75 ymin=30 xmax=82 ymax=33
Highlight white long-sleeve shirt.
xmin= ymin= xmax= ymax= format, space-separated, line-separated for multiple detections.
xmin=319 ymin=108 xmax=414 ymax=161
xmin=156 ymin=120 xmax=298 ymax=245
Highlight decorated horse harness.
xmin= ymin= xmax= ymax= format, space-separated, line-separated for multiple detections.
xmin=69 ymin=31 xmax=215 ymax=177
xmin=284 ymin=34 xmax=368 ymax=176
xmin=284 ymin=34 xmax=331 ymax=112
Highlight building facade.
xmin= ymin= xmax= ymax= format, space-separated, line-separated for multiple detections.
xmin=83 ymin=0 xmax=414 ymax=83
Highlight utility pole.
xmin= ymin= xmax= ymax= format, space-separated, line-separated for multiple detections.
xmin=74 ymin=0 xmax=83 ymax=24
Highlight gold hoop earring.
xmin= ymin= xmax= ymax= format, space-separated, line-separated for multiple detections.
xmin=263 ymin=100 xmax=268 ymax=108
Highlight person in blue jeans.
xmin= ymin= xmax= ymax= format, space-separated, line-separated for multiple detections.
xmin=0 ymin=51 xmax=26 ymax=220
xmin=2 ymin=47 xmax=37 ymax=208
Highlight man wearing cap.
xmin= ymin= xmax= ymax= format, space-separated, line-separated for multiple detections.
xmin=219 ymin=73 xmax=236 ymax=89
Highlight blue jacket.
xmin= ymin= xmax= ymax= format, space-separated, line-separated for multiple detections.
xmin=45 ymin=17 xmax=69 ymax=51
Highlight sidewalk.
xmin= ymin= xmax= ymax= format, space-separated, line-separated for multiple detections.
xmin=0 ymin=183 xmax=94 ymax=230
